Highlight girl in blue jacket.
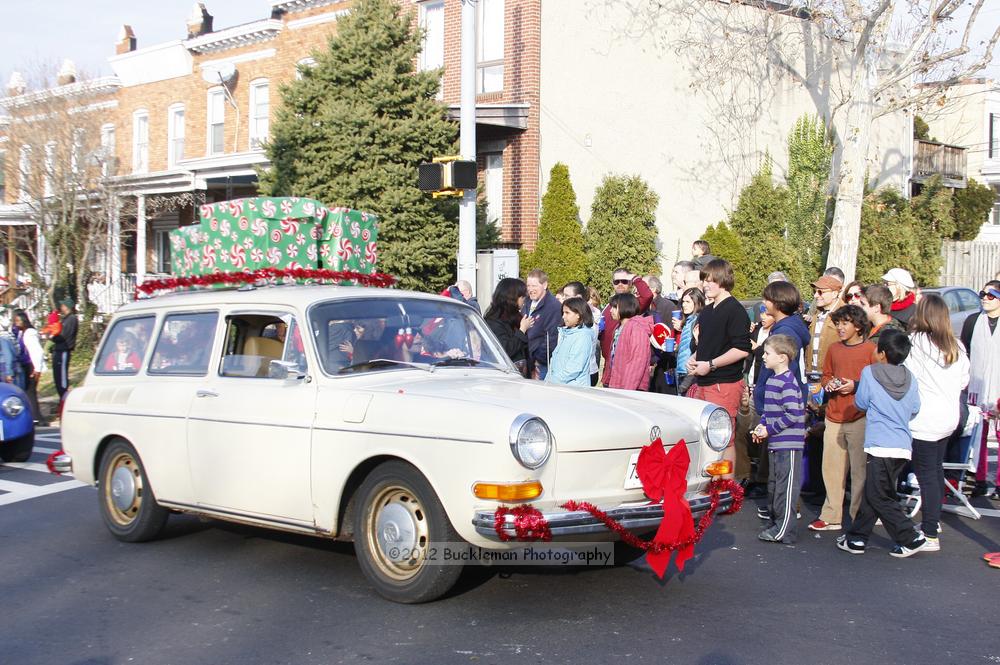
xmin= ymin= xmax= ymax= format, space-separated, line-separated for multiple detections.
xmin=545 ymin=298 xmax=597 ymax=387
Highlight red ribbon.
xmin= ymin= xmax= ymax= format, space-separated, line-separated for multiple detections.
xmin=134 ymin=268 xmax=396 ymax=298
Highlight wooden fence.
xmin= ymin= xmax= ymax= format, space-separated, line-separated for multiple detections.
xmin=940 ymin=240 xmax=1000 ymax=288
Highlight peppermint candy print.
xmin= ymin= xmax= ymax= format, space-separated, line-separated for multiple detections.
xmin=247 ymin=200 xmax=258 ymax=212
xmin=219 ymin=250 xmax=230 ymax=265
xmin=252 ymin=218 xmax=267 ymax=236
xmin=228 ymin=199 xmax=244 ymax=217
xmin=210 ymin=218 xmax=219 ymax=232
xmin=270 ymin=229 xmax=282 ymax=244
xmin=201 ymin=245 xmax=217 ymax=269
xmin=280 ymin=200 xmax=293 ymax=215
xmin=331 ymin=224 xmax=343 ymax=238
xmin=220 ymin=218 xmax=231 ymax=236
xmin=316 ymin=207 xmax=327 ymax=220
xmin=242 ymin=237 xmax=254 ymax=250
xmin=361 ymin=229 xmax=371 ymax=242
xmin=302 ymin=201 xmax=315 ymax=216
xmin=213 ymin=238 xmax=223 ymax=250
xmin=320 ymin=244 xmax=331 ymax=258
xmin=364 ymin=241 xmax=377 ymax=264
xmin=311 ymin=226 xmax=321 ymax=240
xmin=350 ymin=220 xmax=360 ymax=238
xmin=286 ymin=243 xmax=299 ymax=259
xmin=306 ymin=244 xmax=318 ymax=262
xmin=295 ymin=232 xmax=306 ymax=246
xmin=281 ymin=218 xmax=300 ymax=235
xmin=337 ymin=238 xmax=352 ymax=261
xmin=200 ymin=204 xmax=214 ymax=219
xmin=238 ymin=216 xmax=249 ymax=231
xmin=230 ymin=245 xmax=246 ymax=268
xmin=266 ymin=247 xmax=281 ymax=265
xmin=250 ymin=248 xmax=264 ymax=264
xmin=261 ymin=199 xmax=277 ymax=218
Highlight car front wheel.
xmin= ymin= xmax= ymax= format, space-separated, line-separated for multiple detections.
xmin=0 ymin=432 xmax=33 ymax=463
xmin=353 ymin=461 xmax=464 ymax=603
xmin=97 ymin=439 xmax=168 ymax=542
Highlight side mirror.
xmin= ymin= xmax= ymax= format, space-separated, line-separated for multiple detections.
xmin=269 ymin=359 xmax=306 ymax=382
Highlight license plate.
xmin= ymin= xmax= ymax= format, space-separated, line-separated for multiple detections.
xmin=623 ymin=452 xmax=642 ymax=489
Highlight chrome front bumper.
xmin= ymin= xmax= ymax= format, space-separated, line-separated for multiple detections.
xmin=472 ymin=491 xmax=733 ymax=540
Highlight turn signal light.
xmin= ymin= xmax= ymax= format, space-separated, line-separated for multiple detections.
xmin=473 ymin=481 xmax=543 ymax=501
xmin=703 ymin=460 xmax=733 ymax=477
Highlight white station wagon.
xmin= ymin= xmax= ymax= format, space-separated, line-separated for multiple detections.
xmin=59 ymin=285 xmax=736 ymax=602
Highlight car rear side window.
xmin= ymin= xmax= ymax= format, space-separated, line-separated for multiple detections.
xmin=95 ymin=315 xmax=156 ymax=375
xmin=957 ymin=289 xmax=981 ymax=312
xmin=148 ymin=311 xmax=219 ymax=376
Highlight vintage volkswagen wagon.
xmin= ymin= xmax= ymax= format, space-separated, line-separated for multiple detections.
xmin=60 ymin=285 xmax=735 ymax=602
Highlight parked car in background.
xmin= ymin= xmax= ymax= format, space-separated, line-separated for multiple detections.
xmin=0 ymin=383 xmax=34 ymax=463
xmin=922 ymin=286 xmax=981 ymax=338
xmin=59 ymin=285 xmax=737 ymax=603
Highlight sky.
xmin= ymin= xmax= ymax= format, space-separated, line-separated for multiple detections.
xmin=0 ymin=0 xmax=997 ymax=89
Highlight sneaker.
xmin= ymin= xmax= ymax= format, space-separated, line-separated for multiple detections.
xmin=982 ymin=552 xmax=1000 ymax=562
xmin=990 ymin=490 xmax=1000 ymax=501
xmin=758 ymin=528 xmax=779 ymax=542
xmin=808 ymin=519 xmax=841 ymax=531
xmin=836 ymin=535 xmax=866 ymax=555
xmin=922 ymin=536 xmax=940 ymax=552
xmin=757 ymin=507 xmax=771 ymax=520
xmin=890 ymin=536 xmax=927 ymax=558
xmin=906 ymin=472 xmax=920 ymax=489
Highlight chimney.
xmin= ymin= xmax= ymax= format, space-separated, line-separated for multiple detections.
xmin=6 ymin=72 xmax=26 ymax=97
xmin=57 ymin=59 xmax=77 ymax=86
xmin=187 ymin=3 xmax=214 ymax=38
xmin=116 ymin=25 xmax=137 ymax=55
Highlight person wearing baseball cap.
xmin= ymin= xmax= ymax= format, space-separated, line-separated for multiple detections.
xmin=882 ymin=268 xmax=917 ymax=327
xmin=805 ymin=274 xmax=843 ymax=378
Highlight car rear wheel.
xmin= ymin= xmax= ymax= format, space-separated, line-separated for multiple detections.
xmin=353 ymin=461 xmax=464 ymax=603
xmin=98 ymin=439 xmax=168 ymax=542
xmin=0 ymin=432 xmax=33 ymax=463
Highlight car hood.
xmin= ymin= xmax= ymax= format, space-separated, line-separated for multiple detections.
xmin=357 ymin=370 xmax=704 ymax=452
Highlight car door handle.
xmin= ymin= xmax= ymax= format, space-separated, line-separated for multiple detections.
xmin=196 ymin=389 xmax=219 ymax=398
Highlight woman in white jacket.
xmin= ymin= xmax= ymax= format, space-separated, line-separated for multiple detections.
xmin=13 ymin=309 xmax=46 ymax=425
xmin=904 ymin=294 xmax=970 ymax=550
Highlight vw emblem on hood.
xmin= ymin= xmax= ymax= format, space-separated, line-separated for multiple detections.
xmin=650 ymin=426 xmax=661 ymax=442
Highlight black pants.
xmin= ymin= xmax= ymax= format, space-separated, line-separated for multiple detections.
xmin=24 ymin=371 xmax=44 ymax=424
xmin=911 ymin=437 xmax=947 ymax=537
xmin=53 ymin=350 xmax=71 ymax=399
xmin=848 ymin=455 xmax=919 ymax=546
xmin=765 ymin=450 xmax=802 ymax=543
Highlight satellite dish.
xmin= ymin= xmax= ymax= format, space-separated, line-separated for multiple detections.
xmin=201 ymin=62 xmax=237 ymax=85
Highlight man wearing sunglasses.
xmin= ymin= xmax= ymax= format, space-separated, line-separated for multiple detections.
xmin=599 ymin=267 xmax=654 ymax=386
xmin=961 ymin=281 xmax=1000 ymax=499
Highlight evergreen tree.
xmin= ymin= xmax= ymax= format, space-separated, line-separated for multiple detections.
xmin=522 ymin=163 xmax=586 ymax=290
xmin=584 ymin=174 xmax=660 ymax=285
xmin=259 ymin=0 xmax=458 ymax=291
xmin=701 ymin=221 xmax=747 ymax=297
xmin=786 ymin=115 xmax=833 ymax=292
xmin=952 ymin=178 xmax=995 ymax=240
xmin=855 ymin=188 xmax=922 ymax=285
xmin=726 ymin=159 xmax=797 ymax=299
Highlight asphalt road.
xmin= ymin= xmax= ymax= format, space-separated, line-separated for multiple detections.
xmin=2 ymin=431 xmax=999 ymax=665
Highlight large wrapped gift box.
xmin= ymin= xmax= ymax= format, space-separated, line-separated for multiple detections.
xmin=319 ymin=207 xmax=380 ymax=273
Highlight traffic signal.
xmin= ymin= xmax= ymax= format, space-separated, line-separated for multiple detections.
xmin=418 ymin=159 xmax=477 ymax=194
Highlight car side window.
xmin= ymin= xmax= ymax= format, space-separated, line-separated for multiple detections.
xmin=149 ymin=312 xmax=218 ymax=375
xmin=219 ymin=313 xmax=307 ymax=378
xmin=942 ymin=291 xmax=961 ymax=314
xmin=957 ymin=289 xmax=981 ymax=312
xmin=94 ymin=315 xmax=156 ymax=375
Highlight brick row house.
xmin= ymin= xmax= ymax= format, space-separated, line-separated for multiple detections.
xmin=2 ymin=0 xmax=925 ymax=311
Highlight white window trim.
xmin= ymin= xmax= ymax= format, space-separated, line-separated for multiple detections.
xmin=18 ymin=144 xmax=31 ymax=202
xmin=167 ymin=103 xmax=185 ymax=169
xmin=100 ymin=123 xmax=116 ymax=177
xmin=43 ymin=141 xmax=56 ymax=198
xmin=295 ymin=57 xmax=316 ymax=80
xmin=419 ymin=0 xmax=445 ymax=72
xmin=207 ymin=87 xmax=225 ymax=156
xmin=132 ymin=109 xmax=149 ymax=174
xmin=477 ymin=0 xmax=504 ymax=94
xmin=249 ymin=79 xmax=270 ymax=151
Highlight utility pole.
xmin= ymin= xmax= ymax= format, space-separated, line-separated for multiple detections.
xmin=458 ymin=0 xmax=477 ymax=294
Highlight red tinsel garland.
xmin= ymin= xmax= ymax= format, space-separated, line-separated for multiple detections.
xmin=134 ymin=268 xmax=396 ymax=298
xmin=493 ymin=478 xmax=744 ymax=555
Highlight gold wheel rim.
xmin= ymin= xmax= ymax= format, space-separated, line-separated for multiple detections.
xmin=103 ymin=452 xmax=144 ymax=527
xmin=365 ymin=485 xmax=430 ymax=582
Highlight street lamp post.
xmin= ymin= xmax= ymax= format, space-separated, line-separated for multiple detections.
xmin=458 ymin=0 xmax=477 ymax=294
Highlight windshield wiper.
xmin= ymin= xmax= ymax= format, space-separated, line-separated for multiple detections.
xmin=337 ymin=358 xmax=434 ymax=374
xmin=432 ymin=357 xmax=511 ymax=372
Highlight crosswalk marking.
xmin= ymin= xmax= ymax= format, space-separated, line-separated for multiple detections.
xmin=3 ymin=461 xmax=53 ymax=473
xmin=0 ymin=478 xmax=88 ymax=506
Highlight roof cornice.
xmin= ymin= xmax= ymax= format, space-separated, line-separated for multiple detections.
xmin=0 ymin=76 xmax=121 ymax=110
xmin=271 ymin=0 xmax=341 ymax=13
xmin=184 ymin=19 xmax=284 ymax=54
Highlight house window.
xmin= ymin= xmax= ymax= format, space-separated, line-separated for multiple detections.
xmin=208 ymin=89 xmax=225 ymax=155
xmin=484 ymin=152 xmax=503 ymax=228
xmin=18 ymin=145 xmax=31 ymax=202
xmin=100 ymin=124 xmax=116 ymax=177
xmin=249 ymin=80 xmax=270 ymax=150
xmin=154 ymin=227 xmax=173 ymax=273
xmin=992 ymin=184 xmax=1000 ymax=226
xmin=419 ymin=1 xmax=445 ymax=72
xmin=44 ymin=141 xmax=56 ymax=198
xmin=477 ymin=0 xmax=504 ymax=93
xmin=132 ymin=110 xmax=149 ymax=173
xmin=990 ymin=113 xmax=999 ymax=160
xmin=168 ymin=104 xmax=185 ymax=168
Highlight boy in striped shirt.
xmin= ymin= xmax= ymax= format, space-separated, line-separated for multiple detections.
xmin=752 ymin=334 xmax=807 ymax=544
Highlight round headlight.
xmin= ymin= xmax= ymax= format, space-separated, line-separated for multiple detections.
xmin=2 ymin=395 xmax=25 ymax=418
xmin=509 ymin=415 xmax=553 ymax=469
xmin=702 ymin=406 xmax=732 ymax=452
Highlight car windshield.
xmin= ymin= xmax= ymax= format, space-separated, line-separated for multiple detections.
xmin=308 ymin=296 xmax=513 ymax=375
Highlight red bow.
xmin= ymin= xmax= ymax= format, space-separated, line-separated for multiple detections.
xmin=636 ymin=438 xmax=695 ymax=579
